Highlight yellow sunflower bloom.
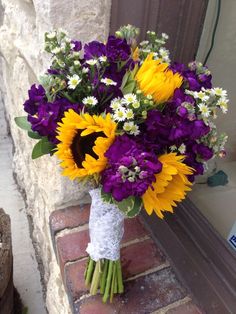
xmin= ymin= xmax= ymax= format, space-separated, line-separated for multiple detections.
xmin=135 ymin=53 xmax=183 ymax=104
xmin=142 ymin=153 xmax=194 ymax=219
xmin=56 ymin=110 xmax=117 ymax=180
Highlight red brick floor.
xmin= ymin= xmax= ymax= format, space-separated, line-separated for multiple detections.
xmin=49 ymin=204 xmax=204 ymax=314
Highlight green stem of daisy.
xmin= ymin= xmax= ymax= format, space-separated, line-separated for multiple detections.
xmin=110 ymin=261 xmax=117 ymax=303
xmin=90 ymin=260 xmax=102 ymax=295
xmin=85 ymin=258 xmax=95 ymax=286
xmin=117 ymin=260 xmax=124 ymax=293
xmin=102 ymin=260 xmax=113 ymax=303
xmin=100 ymin=259 xmax=109 ymax=294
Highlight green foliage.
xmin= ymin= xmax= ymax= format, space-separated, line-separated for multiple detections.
xmin=31 ymin=137 xmax=55 ymax=159
xmin=14 ymin=116 xmax=32 ymax=131
xmin=27 ymin=131 xmax=42 ymax=139
xmin=121 ymin=65 xmax=138 ymax=95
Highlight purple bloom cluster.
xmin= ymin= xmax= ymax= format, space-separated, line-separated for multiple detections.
xmin=24 ymin=84 xmax=82 ymax=144
xmin=101 ymin=135 xmax=162 ymax=201
xmin=171 ymin=61 xmax=212 ymax=92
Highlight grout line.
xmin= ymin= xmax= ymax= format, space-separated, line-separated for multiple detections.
xmin=64 ymin=256 xmax=88 ymax=267
xmin=124 ymin=261 xmax=170 ymax=282
xmin=55 ymin=224 xmax=88 ymax=240
xmin=151 ymin=296 xmax=192 ymax=314
xmin=121 ymin=235 xmax=150 ymax=248
xmin=74 ymin=293 xmax=91 ymax=304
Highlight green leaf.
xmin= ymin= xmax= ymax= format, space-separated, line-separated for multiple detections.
xmin=117 ymin=196 xmax=142 ymax=218
xmin=31 ymin=137 xmax=55 ymax=159
xmin=101 ymin=189 xmax=113 ymax=204
xmin=27 ymin=131 xmax=42 ymax=139
xmin=120 ymin=71 xmax=131 ymax=91
xmin=130 ymin=64 xmax=139 ymax=79
xmin=122 ymin=81 xmax=136 ymax=95
xmin=14 ymin=116 xmax=32 ymax=131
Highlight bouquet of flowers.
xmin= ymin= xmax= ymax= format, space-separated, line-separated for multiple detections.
xmin=15 ymin=25 xmax=228 ymax=303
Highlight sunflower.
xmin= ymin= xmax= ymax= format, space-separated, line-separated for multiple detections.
xmin=142 ymin=153 xmax=194 ymax=218
xmin=56 ymin=109 xmax=117 ymax=180
xmin=135 ymin=53 xmax=183 ymax=104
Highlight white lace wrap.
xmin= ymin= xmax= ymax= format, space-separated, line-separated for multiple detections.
xmin=86 ymin=188 xmax=125 ymax=261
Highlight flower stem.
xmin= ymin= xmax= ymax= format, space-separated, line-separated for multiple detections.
xmin=116 ymin=260 xmax=124 ymax=293
xmin=90 ymin=260 xmax=102 ymax=295
xmin=110 ymin=261 xmax=117 ymax=303
xmin=85 ymin=258 xmax=95 ymax=286
xmin=102 ymin=260 xmax=113 ymax=303
xmin=100 ymin=259 xmax=109 ymax=294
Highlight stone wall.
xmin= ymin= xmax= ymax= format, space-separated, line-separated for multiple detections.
xmin=0 ymin=0 xmax=111 ymax=313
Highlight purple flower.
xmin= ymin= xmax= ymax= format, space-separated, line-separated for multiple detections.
xmin=23 ymin=84 xmax=46 ymax=115
xmin=27 ymin=98 xmax=82 ymax=144
xmin=101 ymin=135 xmax=162 ymax=201
xmin=71 ymin=40 xmax=82 ymax=52
xmin=84 ymin=41 xmax=106 ymax=59
xmin=105 ymin=35 xmax=131 ymax=62
xmin=192 ymin=143 xmax=213 ymax=160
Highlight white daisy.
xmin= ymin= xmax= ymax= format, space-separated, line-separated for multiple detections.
xmin=74 ymin=60 xmax=81 ymax=66
xmin=170 ymin=145 xmax=177 ymax=151
xmin=162 ymin=33 xmax=169 ymax=40
xmin=123 ymin=93 xmax=137 ymax=104
xmin=212 ymin=87 xmax=227 ymax=98
xmin=196 ymin=91 xmax=209 ymax=102
xmin=113 ymin=108 xmax=127 ymax=122
xmin=123 ymin=121 xmax=134 ymax=132
xmin=125 ymin=109 xmax=134 ymax=120
xmin=130 ymin=124 xmax=140 ymax=136
xmin=178 ymin=144 xmax=186 ymax=154
xmin=132 ymin=102 xmax=140 ymax=109
xmin=86 ymin=59 xmax=97 ymax=66
xmin=67 ymin=74 xmax=81 ymax=89
xmin=101 ymin=77 xmax=117 ymax=86
xmin=82 ymin=96 xmax=98 ymax=106
xmin=82 ymin=67 xmax=89 ymax=74
xmin=198 ymin=103 xmax=210 ymax=118
xmin=217 ymin=100 xmax=228 ymax=113
xmin=46 ymin=31 xmax=56 ymax=39
xmin=110 ymin=98 xmax=122 ymax=110
xmin=51 ymin=47 xmax=61 ymax=54
xmin=99 ymin=56 xmax=107 ymax=63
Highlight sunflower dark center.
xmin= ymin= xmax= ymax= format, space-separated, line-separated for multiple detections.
xmin=71 ymin=131 xmax=106 ymax=168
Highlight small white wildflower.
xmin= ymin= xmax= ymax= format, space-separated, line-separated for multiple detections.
xmin=74 ymin=60 xmax=81 ymax=66
xmin=86 ymin=59 xmax=97 ymax=66
xmin=70 ymin=43 xmax=76 ymax=50
xmin=82 ymin=67 xmax=89 ymax=74
xmin=140 ymin=40 xmax=149 ymax=46
xmin=196 ymin=91 xmax=209 ymax=102
xmin=123 ymin=93 xmax=137 ymax=104
xmin=132 ymin=102 xmax=140 ymax=109
xmin=51 ymin=47 xmax=61 ymax=54
xmin=130 ymin=124 xmax=140 ymax=136
xmin=99 ymin=56 xmax=107 ymax=62
xmin=47 ymin=31 xmax=56 ymax=39
xmin=125 ymin=109 xmax=134 ymax=120
xmin=67 ymin=74 xmax=81 ymax=89
xmin=178 ymin=144 xmax=186 ymax=154
xmin=162 ymin=33 xmax=169 ymax=40
xmin=123 ymin=121 xmax=134 ymax=132
xmin=58 ymin=28 xmax=69 ymax=36
xmin=113 ymin=108 xmax=127 ymax=121
xmin=217 ymin=100 xmax=228 ymax=113
xmin=159 ymin=48 xmax=170 ymax=62
xmin=198 ymin=103 xmax=210 ymax=118
xmin=170 ymin=145 xmax=177 ymax=151
xmin=212 ymin=87 xmax=227 ymax=98
xmin=101 ymin=77 xmax=117 ymax=86
xmin=82 ymin=96 xmax=98 ymax=106
xmin=142 ymin=48 xmax=151 ymax=53
xmin=60 ymin=42 xmax=66 ymax=52
xmin=110 ymin=98 xmax=122 ymax=110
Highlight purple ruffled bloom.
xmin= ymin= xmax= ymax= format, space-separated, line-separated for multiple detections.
xmin=105 ymin=35 xmax=131 ymax=62
xmin=101 ymin=135 xmax=162 ymax=201
xmin=23 ymin=84 xmax=46 ymax=115
xmin=71 ymin=40 xmax=82 ymax=52
xmin=26 ymin=97 xmax=82 ymax=144
xmin=84 ymin=41 xmax=106 ymax=59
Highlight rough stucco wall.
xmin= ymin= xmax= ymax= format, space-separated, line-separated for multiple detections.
xmin=196 ymin=0 xmax=236 ymax=160
xmin=0 ymin=0 xmax=111 ymax=313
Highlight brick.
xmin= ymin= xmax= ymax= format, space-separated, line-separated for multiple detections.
xmin=65 ymin=259 xmax=89 ymax=302
xmin=122 ymin=216 xmax=149 ymax=243
xmin=57 ymin=230 xmax=89 ymax=268
xmin=121 ymin=239 xmax=165 ymax=279
xmin=49 ymin=204 xmax=90 ymax=235
xmin=166 ymin=301 xmax=204 ymax=314
xmin=78 ymin=268 xmax=186 ymax=314
xmin=77 ymin=268 xmax=187 ymax=314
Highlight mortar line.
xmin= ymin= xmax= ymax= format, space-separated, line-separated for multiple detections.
xmin=151 ymin=295 xmax=192 ymax=314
